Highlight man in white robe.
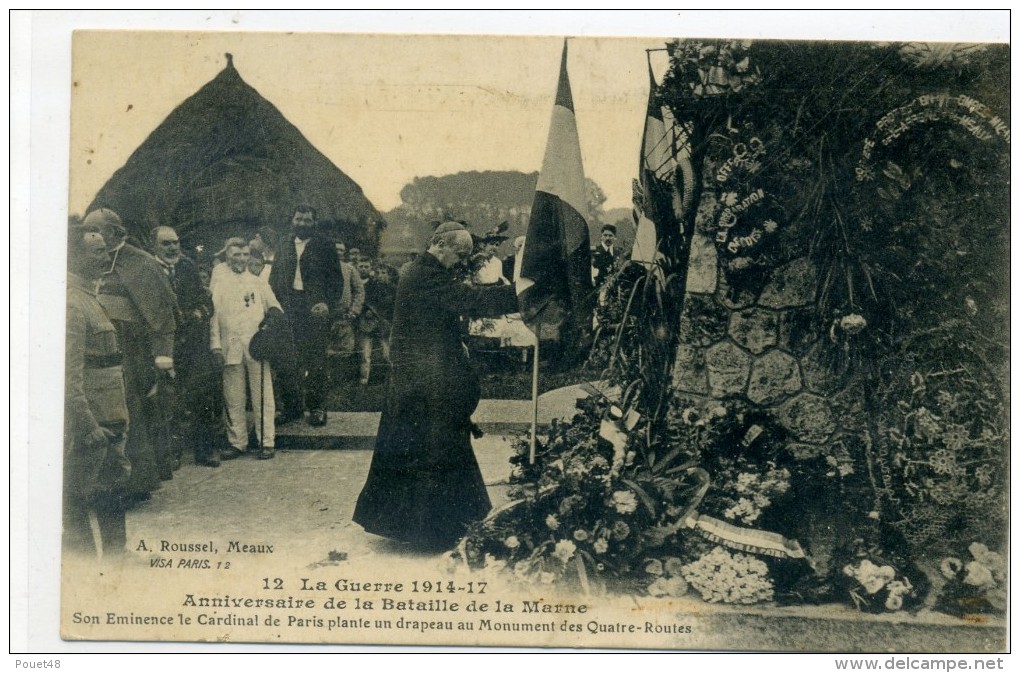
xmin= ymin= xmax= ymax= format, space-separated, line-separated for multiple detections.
xmin=210 ymin=238 xmax=282 ymax=459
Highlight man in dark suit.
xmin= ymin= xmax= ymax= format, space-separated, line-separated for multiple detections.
xmin=353 ymin=222 xmax=518 ymax=550
xmin=591 ymin=223 xmax=620 ymax=289
xmin=268 ymin=205 xmax=343 ymax=427
xmin=151 ymin=226 xmax=221 ymax=467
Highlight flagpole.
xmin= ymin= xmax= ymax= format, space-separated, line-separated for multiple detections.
xmin=529 ymin=316 xmax=540 ymax=465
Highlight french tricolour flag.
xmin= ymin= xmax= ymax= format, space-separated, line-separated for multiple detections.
xmin=516 ymin=41 xmax=594 ymax=344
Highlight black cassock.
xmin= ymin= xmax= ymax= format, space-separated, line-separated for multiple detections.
xmin=353 ymin=253 xmax=518 ymax=548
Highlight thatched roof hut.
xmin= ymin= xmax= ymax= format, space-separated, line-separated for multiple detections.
xmin=88 ymin=54 xmax=385 ymax=255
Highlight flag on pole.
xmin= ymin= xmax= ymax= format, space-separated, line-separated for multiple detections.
xmin=517 ymin=41 xmax=594 ymax=343
xmin=632 ymin=58 xmax=694 ymax=266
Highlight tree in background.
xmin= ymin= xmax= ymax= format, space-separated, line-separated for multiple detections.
xmin=381 ymin=171 xmax=618 ymax=256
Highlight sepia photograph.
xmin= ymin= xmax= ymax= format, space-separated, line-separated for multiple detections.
xmin=13 ymin=10 xmax=1011 ymax=659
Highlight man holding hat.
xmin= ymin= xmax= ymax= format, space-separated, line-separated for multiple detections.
xmin=353 ymin=221 xmax=519 ymax=550
xmin=151 ymin=225 xmax=221 ymax=468
xmin=210 ymin=238 xmax=282 ymax=459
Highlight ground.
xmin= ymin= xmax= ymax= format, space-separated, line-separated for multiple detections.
xmin=324 ymin=348 xmax=594 ymax=410
xmin=84 ymin=403 xmax=1004 ymax=652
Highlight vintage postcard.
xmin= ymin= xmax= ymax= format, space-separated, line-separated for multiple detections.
xmin=48 ymin=19 xmax=1009 ymax=654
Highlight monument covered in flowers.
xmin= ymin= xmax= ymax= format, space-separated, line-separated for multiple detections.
xmin=458 ymin=39 xmax=1008 ymax=619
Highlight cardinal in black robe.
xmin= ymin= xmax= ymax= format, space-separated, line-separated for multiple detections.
xmin=353 ymin=222 xmax=518 ymax=550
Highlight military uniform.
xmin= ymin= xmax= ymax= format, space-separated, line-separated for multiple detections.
xmin=64 ymin=273 xmax=131 ymax=557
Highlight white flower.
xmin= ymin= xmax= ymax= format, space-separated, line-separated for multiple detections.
xmin=844 ymin=560 xmax=896 ymax=594
xmin=734 ymin=473 xmax=757 ymax=493
xmin=968 ymin=543 xmax=1006 ymax=582
xmin=647 ymin=576 xmax=688 ymax=598
xmin=724 ymin=497 xmax=761 ymax=524
xmin=940 ymin=557 xmax=963 ymax=580
xmin=504 ymin=536 xmax=520 ymax=549
xmin=572 ymin=529 xmax=589 ymax=542
xmin=593 ymin=539 xmax=609 ymax=554
xmin=886 ymin=579 xmax=912 ymax=597
xmin=963 ymin=561 xmax=995 ymax=588
xmin=682 ymin=546 xmax=774 ymax=604
xmin=839 ymin=313 xmax=867 ymax=335
xmin=552 ymin=539 xmax=577 ymax=564
xmin=885 ymin=594 xmax=903 ymax=611
xmin=611 ymin=490 xmax=639 ymax=514
xmin=969 ymin=542 xmax=993 ymax=563
xmin=545 ymin=514 xmax=560 ymax=530
xmin=729 ymin=257 xmax=753 ymax=271
xmin=645 ymin=559 xmax=664 ymax=576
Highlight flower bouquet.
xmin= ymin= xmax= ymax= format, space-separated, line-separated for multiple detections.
xmin=934 ymin=542 xmax=1007 ymax=618
xmin=459 ymin=394 xmax=705 ymax=594
xmin=681 ymin=545 xmax=775 ymax=605
xmin=832 ymin=525 xmax=928 ymax=614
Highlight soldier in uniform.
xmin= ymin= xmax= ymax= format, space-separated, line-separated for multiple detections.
xmin=64 ymin=226 xmax=132 ymax=558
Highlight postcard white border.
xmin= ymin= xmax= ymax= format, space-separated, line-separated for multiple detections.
xmin=11 ymin=8 xmax=1012 ymax=660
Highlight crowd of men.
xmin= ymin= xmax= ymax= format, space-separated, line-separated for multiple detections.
xmin=64 ymin=204 xmax=631 ymax=559
xmin=63 ymin=205 xmax=398 ymax=558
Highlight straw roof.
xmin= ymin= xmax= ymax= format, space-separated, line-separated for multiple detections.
xmin=87 ymin=54 xmax=385 ymax=252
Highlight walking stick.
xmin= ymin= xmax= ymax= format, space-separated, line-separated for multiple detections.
xmin=87 ymin=510 xmax=103 ymax=561
xmin=150 ymin=371 xmax=175 ymax=475
xmin=260 ymin=359 xmax=265 ymax=453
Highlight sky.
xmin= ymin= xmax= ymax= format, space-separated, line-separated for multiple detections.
xmin=70 ymin=31 xmax=673 ymax=215
xmin=64 ymin=11 xmax=1009 ymax=217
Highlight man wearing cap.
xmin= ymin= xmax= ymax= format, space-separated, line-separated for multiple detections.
xmin=64 ymin=225 xmax=131 ymax=558
xmin=353 ymin=222 xmax=519 ymax=550
xmin=211 ymin=238 xmax=282 ymax=459
xmin=84 ymin=208 xmax=178 ymax=501
xmin=151 ymin=225 xmax=221 ymax=467
xmin=269 ymin=206 xmax=344 ymax=427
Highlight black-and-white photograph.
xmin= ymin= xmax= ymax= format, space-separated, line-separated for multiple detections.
xmin=13 ymin=10 xmax=1010 ymax=659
